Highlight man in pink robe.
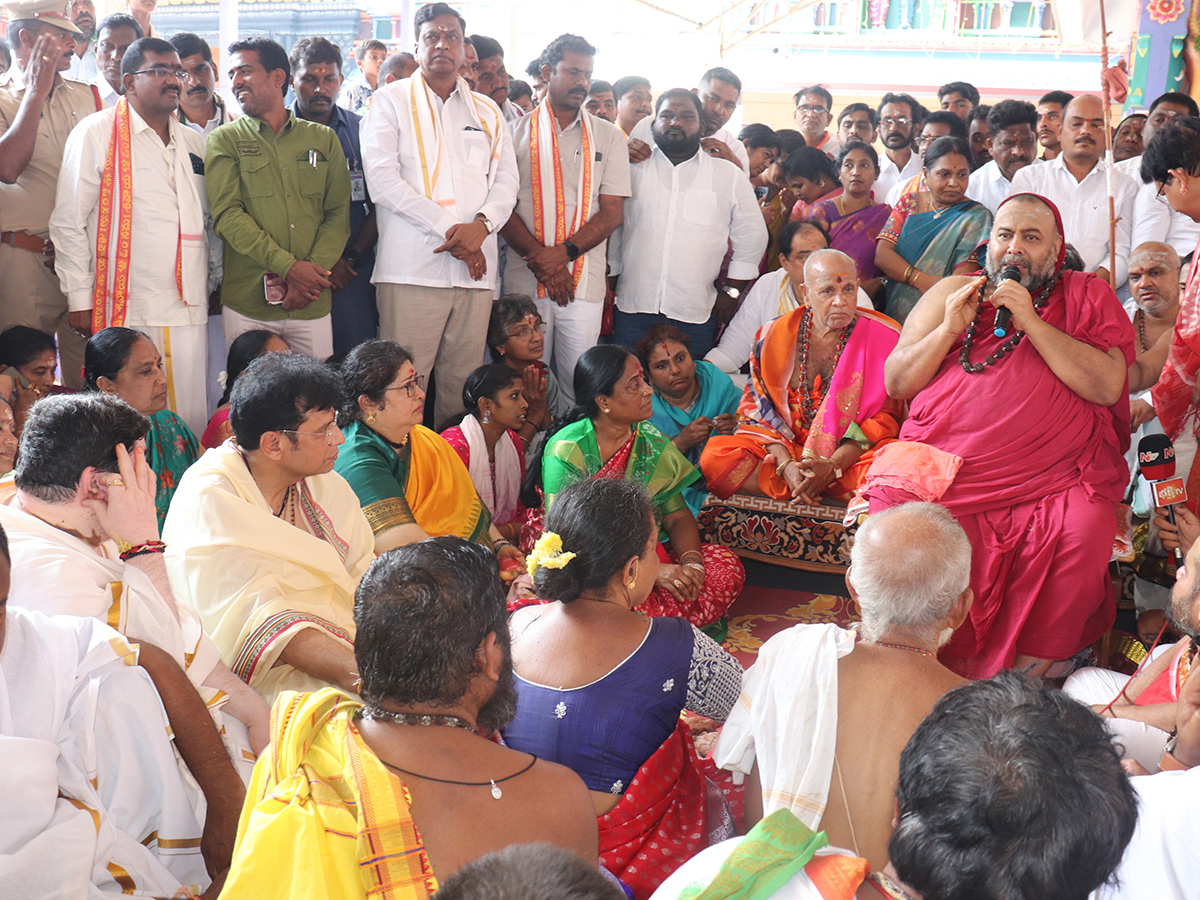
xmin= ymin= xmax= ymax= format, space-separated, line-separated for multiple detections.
xmin=863 ymin=193 xmax=1134 ymax=679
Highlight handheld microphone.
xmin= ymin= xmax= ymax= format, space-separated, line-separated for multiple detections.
xmin=1138 ymin=433 xmax=1187 ymax=567
xmin=992 ymin=265 xmax=1021 ymax=338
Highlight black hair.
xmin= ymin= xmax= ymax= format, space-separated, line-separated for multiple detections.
xmin=354 ymin=537 xmax=508 ymax=711
xmin=508 ymin=78 xmax=532 ymax=102
xmin=923 ymin=134 xmax=972 ymax=169
xmin=0 ymin=326 xmax=56 ymax=371
xmin=1038 ymin=89 xmax=1075 ymax=108
xmin=889 ymin=670 xmax=1137 ymax=900
xmin=488 ymin=293 xmax=539 ymax=355
xmin=876 ymin=91 xmax=926 ymax=126
xmin=230 ymin=351 xmax=341 ymax=450
xmin=414 ymin=2 xmax=466 ymax=37
xmin=634 ymin=323 xmax=691 ymax=373
xmin=462 ymin=363 xmax=521 ymax=420
xmin=228 ymin=36 xmax=290 ymax=92
xmin=938 ymin=80 xmax=979 ymax=106
xmin=968 ymin=103 xmax=990 ymax=126
xmin=289 ymin=35 xmax=342 ymax=73
xmin=467 ymin=33 xmax=503 ymax=61
xmin=1142 ymin=116 xmax=1200 ymax=185
xmin=837 ymin=101 xmax=876 ymax=128
xmin=772 ymin=128 xmax=806 ymax=157
xmin=14 ymin=394 xmax=149 ymax=503
xmin=792 ymin=84 xmax=832 ymax=110
xmin=436 ymin=844 xmax=624 ymax=900
xmin=654 ymin=87 xmax=702 ymax=118
xmin=120 ymin=36 xmax=177 ymax=76
xmin=1149 ymin=91 xmax=1199 ymax=118
xmin=701 ymin=66 xmax=741 ymax=94
xmin=541 ymin=33 xmax=597 ymax=72
xmin=534 ymin=478 xmax=653 ymax=604
xmin=524 ymin=57 xmax=544 ymax=79
xmin=836 ymin=139 xmax=879 ymax=174
xmin=219 ymin=330 xmax=283 ymax=407
xmin=168 ymin=32 xmax=212 ymax=64
xmin=356 ymin=38 xmax=387 ymax=58
xmin=738 ymin=122 xmax=779 ymax=151
xmin=96 ymin=12 xmax=143 ymax=41
xmin=378 ymin=51 xmax=414 ymax=83
xmin=987 ymin=98 xmax=1037 ymax=135
xmin=337 ymin=339 xmax=414 ymax=428
xmin=1062 ymin=243 xmax=1085 ymax=272
xmin=782 ymin=145 xmax=838 ymax=185
xmin=588 ymin=79 xmax=613 ymax=96
xmin=83 ymin=327 xmax=149 ymax=392
xmin=612 ymin=74 xmax=650 ymax=101
xmin=921 ymin=109 xmax=969 ymax=141
xmin=778 ymin=218 xmax=829 ymax=257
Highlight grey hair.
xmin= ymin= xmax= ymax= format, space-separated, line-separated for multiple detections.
xmin=848 ymin=502 xmax=971 ymax=642
xmin=803 ymin=248 xmax=857 ymax=284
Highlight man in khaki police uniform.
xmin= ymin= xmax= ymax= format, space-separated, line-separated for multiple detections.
xmin=0 ymin=0 xmax=100 ymax=388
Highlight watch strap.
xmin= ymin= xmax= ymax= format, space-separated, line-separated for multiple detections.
xmin=564 ymin=240 xmax=581 ymax=262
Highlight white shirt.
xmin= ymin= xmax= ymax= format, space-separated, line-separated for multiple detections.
xmin=967 ymin=158 xmax=1043 ymax=214
xmin=66 ymin=44 xmax=97 ymax=83
xmin=875 ymin=149 xmax=921 ymax=204
xmin=49 ymin=103 xmax=212 ymax=326
xmin=1009 ymin=154 xmax=1138 ymax=286
xmin=361 ymin=79 xmax=518 ymax=290
xmin=1119 ymin=154 xmax=1200 ymax=260
xmin=705 ymin=268 xmax=873 ymax=374
xmin=609 ymin=145 xmax=767 ymax=324
xmin=177 ymin=98 xmax=237 ymax=137
xmin=91 ymin=75 xmax=117 ymax=109
xmin=628 ymin=116 xmax=751 ymax=172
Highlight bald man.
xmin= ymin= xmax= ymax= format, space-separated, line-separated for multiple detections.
xmin=1009 ymin=94 xmax=1137 ymax=287
xmin=870 ymin=193 xmax=1135 ymax=680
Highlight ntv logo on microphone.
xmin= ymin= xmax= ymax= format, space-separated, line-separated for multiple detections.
xmin=1139 ymin=446 xmax=1175 ymax=465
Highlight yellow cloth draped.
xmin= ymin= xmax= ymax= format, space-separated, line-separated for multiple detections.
xmin=222 ymin=689 xmax=437 ymax=900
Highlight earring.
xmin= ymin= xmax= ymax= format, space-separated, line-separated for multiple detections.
xmin=366 ymin=413 xmax=376 ymax=424
xmin=601 ymin=405 xmax=610 ymax=414
xmin=482 ymin=410 xmax=491 ymax=424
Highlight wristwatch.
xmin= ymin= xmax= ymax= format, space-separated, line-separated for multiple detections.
xmin=724 ymin=286 xmax=743 ymax=302
xmin=476 ymin=213 xmax=495 ymax=234
xmin=342 ymin=248 xmax=361 ymax=264
xmin=564 ymin=240 xmax=581 ymax=262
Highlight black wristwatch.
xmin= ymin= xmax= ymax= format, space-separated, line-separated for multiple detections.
xmin=564 ymin=240 xmax=581 ymax=262
xmin=342 ymin=248 xmax=361 ymax=264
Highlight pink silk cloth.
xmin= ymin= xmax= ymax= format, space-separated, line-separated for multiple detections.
xmin=864 ymin=270 xmax=1135 ymax=678
xmin=1152 ymin=248 xmax=1200 ymax=515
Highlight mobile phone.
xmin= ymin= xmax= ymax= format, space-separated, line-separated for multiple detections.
xmin=0 ymin=366 xmax=31 ymax=390
xmin=264 ymin=273 xmax=287 ymax=305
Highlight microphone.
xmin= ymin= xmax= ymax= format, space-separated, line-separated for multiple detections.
xmin=1138 ymin=433 xmax=1186 ymax=567
xmin=992 ymin=265 xmax=1021 ymax=338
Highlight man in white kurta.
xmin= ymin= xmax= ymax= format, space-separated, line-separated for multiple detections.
xmin=50 ymin=38 xmax=215 ymax=435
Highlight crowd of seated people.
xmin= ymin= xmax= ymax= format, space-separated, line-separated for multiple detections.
xmin=4 ymin=0 xmax=1200 ymax=894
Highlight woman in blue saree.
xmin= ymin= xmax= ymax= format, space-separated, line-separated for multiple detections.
xmin=874 ymin=136 xmax=993 ymax=323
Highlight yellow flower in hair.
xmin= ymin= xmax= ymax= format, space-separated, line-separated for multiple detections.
xmin=526 ymin=531 xmax=577 ymax=578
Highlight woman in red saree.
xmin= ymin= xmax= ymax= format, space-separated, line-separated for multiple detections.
xmin=701 ymin=250 xmax=904 ymax=504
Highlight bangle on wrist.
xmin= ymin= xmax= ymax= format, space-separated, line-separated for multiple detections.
xmin=119 ymin=539 xmax=166 ymax=561
xmin=679 ymin=550 xmax=703 ymax=564
xmin=775 ymin=458 xmax=795 ymax=478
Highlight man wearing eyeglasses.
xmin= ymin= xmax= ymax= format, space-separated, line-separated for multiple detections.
xmin=792 ymin=84 xmax=839 ymax=160
xmin=873 ymin=92 xmax=924 ymax=202
xmin=50 ymin=37 xmax=215 ymax=435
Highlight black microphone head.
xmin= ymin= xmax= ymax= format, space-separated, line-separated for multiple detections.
xmin=1000 ymin=265 xmax=1021 ymax=282
xmin=1138 ymin=433 xmax=1176 ymax=481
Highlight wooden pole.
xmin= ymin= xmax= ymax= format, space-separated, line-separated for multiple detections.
xmin=1099 ymin=0 xmax=1118 ymax=289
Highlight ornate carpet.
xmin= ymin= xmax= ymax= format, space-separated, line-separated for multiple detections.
xmin=721 ymin=585 xmax=860 ymax=668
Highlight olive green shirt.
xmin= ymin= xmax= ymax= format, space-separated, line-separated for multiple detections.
xmin=206 ymin=112 xmax=351 ymax=320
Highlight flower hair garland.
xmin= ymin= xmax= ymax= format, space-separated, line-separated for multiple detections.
xmin=526 ymin=531 xmax=577 ymax=577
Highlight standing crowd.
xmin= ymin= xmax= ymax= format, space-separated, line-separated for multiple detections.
xmin=1 ymin=0 xmax=1199 ymax=897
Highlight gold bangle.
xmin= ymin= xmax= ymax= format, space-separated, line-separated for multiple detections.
xmin=903 ymin=264 xmax=915 ymax=285
xmin=679 ymin=550 xmax=703 ymax=564
xmin=775 ymin=458 xmax=795 ymax=478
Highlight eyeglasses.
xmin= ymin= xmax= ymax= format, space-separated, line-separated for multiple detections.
xmin=280 ymin=423 xmax=339 ymax=444
xmin=881 ymin=116 xmax=912 ymax=127
xmin=796 ymin=104 xmax=828 ymax=115
xmin=384 ymin=374 xmax=426 ymax=398
xmin=507 ymin=321 xmax=546 ymax=340
xmin=131 ymin=65 xmax=188 ymax=80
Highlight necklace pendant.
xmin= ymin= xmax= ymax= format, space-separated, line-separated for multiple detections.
xmin=490 ymin=779 xmax=502 ymax=800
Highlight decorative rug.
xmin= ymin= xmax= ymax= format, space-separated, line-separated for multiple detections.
xmin=721 ymin=585 xmax=860 ymax=668
xmin=698 ymin=493 xmax=854 ymax=574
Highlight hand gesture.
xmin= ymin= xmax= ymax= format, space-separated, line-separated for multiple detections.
xmin=627 ymin=139 xmax=652 ymax=164
xmin=435 ymin=221 xmax=488 ymax=258
xmin=675 ymin=416 xmax=714 ymax=451
xmin=712 ymin=413 xmax=737 ymax=435
xmin=654 ymin=562 xmax=701 ymax=605
xmin=989 ymin=275 xmax=1037 ymax=333
xmin=329 ymin=257 xmax=356 ymax=293
xmin=794 ymin=458 xmax=837 ymax=504
xmin=1130 ymin=398 xmax=1157 ymax=431
xmin=700 ymin=137 xmax=739 ymax=166
xmin=941 ymin=275 xmax=985 ymax=338
xmin=27 ymin=33 xmax=62 ymax=98
xmin=82 ymin=441 xmax=159 ymax=546
xmin=285 ymin=260 xmax=331 ymax=297
xmin=1153 ymin=504 xmax=1200 ymax=557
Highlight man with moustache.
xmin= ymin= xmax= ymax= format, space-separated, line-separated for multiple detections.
xmin=1113 ymin=111 xmax=1147 ymax=162
xmin=868 ymin=193 xmax=1135 ymax=681
xmin=503 ymin=33 xmax=629 ymax=404
xmin=835 ymin=102 xmax=876 ymax=148
xmin=206 ymin=36 xmax=350 ymax=359
xmin=470 ymin=33 xmax=523 ymax=122
xmin=1011 ymin=93 xmax=1136 ymax=286
xmin=219 ymin=538 xmax=599 ymax=896
xmin=584 ymin=78 xmax=615 ymax=122
xmin=1035 ymin=89 xmax=1073 ymax=160
xmin=966 ymin=99 xmax=1039 ymax=213
xmin=90 ymin=12 xmax=141 ymax=108
xmin=171 ymin=31 xmax=236 ymax=135
xmin=613 ymin=73 xmax=651 ymax=137
xmin=290 ymin=36 xmax=378 ymax=355
xmin=50 ymin=37 xmax=215 ymax=434
xmin=65 ymin=0 xmax=97 ymax=81
xmin=792 ymin=84 xmax=839 ymax=157
xmin=627 ymin=67 xmax=749 ymax=171
xmin=967 ymin=104 xmax=991 ymax=169
xmin=873 ymin=92 xmax=924 ymax=201
xmin=608 ymin=89 xmax=766 ymax=357
xmin=0 ymin=0 xmax=98 ymax=390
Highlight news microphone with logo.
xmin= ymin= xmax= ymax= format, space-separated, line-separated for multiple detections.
xmin=1138 ymin=433 xmax=1186 ymax=566
xmin=992 ymin=265 xmax=1021 ymax=338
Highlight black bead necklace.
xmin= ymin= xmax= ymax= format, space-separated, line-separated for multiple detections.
xmin=958 ymin=276 xmax=1058 ymax=374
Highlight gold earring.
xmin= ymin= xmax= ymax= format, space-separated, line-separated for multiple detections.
xmin=366 ymin=413 xmax=376 ymax=424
